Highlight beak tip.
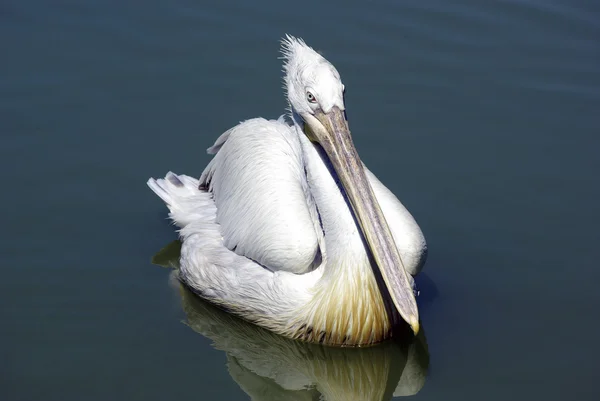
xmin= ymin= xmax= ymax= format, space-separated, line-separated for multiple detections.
xmin=410 ymin=316 xmax=420 ymax=335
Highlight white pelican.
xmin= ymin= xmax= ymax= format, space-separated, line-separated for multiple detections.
xmin=148 ymin=36 xmax=427 ymax=346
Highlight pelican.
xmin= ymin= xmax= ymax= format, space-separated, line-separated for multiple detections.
xmin=147 ymin=36 xmax=427 ymax=346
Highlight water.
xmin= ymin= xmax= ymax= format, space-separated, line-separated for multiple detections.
xmin=2 ymin=0 xmax=599 ymax=399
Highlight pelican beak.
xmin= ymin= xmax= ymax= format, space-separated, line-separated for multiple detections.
xmin=301 ymin=107 xmax=420 ymax=335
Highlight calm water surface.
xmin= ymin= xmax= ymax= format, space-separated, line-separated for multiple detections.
xmin=2 ymin=0 xmax=599 ymax=400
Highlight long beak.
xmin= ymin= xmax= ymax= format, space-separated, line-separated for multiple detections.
xmin=302 ymin=107 xmax=420 ymax=335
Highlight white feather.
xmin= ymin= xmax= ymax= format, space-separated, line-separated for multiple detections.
xmin=200 ymin=117 xmax=322 ymax=274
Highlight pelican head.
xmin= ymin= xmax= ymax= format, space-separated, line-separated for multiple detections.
xmin=281 ymin=35 xmax=420 ymax=335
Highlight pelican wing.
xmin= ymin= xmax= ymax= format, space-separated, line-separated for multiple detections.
xmin=200 ymin=117 xmax=322 ymax=274
xmin=363 ymin=166 xmax=428 ymax=276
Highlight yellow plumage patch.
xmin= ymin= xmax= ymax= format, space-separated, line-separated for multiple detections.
xmin=289 ymin=261 xmax=391 ymax=346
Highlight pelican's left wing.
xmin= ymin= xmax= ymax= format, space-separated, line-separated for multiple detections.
xmin=364 ymin=166 xmax=427 ymax=276
xmin=199 ymin=118 xmax=323 ymax=274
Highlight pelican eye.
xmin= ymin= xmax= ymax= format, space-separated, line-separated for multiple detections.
xmin=306 ymin=91 xmax=317 ymax=103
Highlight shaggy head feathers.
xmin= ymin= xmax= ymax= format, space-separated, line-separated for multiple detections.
xmin=280 ymin=35 xmax=345 ymax=115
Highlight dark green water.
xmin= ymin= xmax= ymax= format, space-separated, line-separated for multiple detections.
xmin=2 ymin=0 xmax=599 ymax=400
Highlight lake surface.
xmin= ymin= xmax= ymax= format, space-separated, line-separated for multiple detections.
xmin=2 ymin=0 xmax=599 ymax=400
